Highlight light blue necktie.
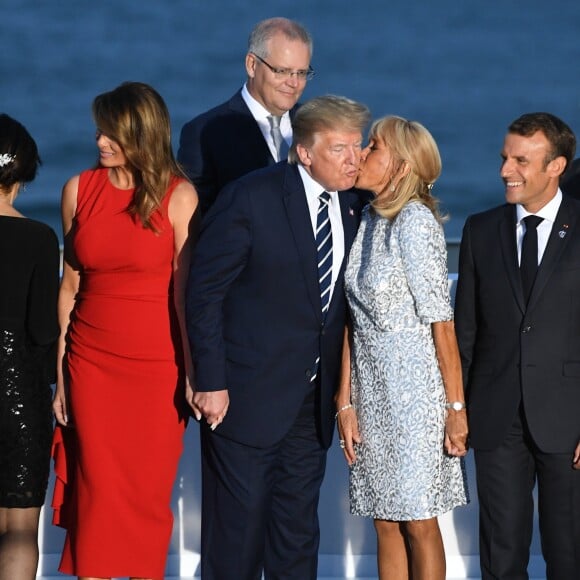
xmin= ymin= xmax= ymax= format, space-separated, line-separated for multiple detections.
xmin=268 ymin=115 xmax=289 ymax=162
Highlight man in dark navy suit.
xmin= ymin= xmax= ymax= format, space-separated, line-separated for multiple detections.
xmin=178 ymin=17 xmax=314 ymax=214
xmin=455 ymin=112 xmax=580 ymax=579
xmin=186 ymin=95 xmax=370 ymax=580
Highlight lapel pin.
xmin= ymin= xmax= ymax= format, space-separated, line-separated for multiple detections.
xmin=349 ymin=207 xmax=354 ymax=216
xmin=559 ymin=230 xmax=566 ymax=238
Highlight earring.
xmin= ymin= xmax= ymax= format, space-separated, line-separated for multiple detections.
xmin=389 ymin=184 xmax=395 ymax=192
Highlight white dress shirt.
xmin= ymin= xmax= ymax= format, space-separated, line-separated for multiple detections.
xmin=241 ymin=84 xmax=292 ymax=161
xmin=298 ymin=165 xmax=345 ymax=305
xmin=516 ymin=189 xmax=562 ymax=266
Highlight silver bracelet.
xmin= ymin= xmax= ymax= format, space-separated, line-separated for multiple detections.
xmin=335 ymin=403 xmax=354 ymax=419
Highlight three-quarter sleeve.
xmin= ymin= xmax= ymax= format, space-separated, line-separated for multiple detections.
xmin=396 ymin=203 xmax=453 ymax=324
xmin=26 ymin=226 xmax=61 ymax=383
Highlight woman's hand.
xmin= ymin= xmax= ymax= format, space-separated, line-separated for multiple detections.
xmin=52 ymin=382 xmax=68 ymax=427
xmin=337 ymin=406 xmax=361 ymax=466
xmin=444 ymin=409 xmax=468 ymax=457
xmin=185 ymin=375 xmax=201 ymax=421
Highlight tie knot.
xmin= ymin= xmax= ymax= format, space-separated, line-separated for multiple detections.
xmin=319 ymin=191 xmax=331 ymax=205
xmin=268 ymin=115 xmax=282 ymax=129
xmin=524 ymin=215 xmax=544 ymax=231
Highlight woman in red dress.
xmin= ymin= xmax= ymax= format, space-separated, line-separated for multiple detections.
xmin=52 ymin=82 xmax=198 ymax=580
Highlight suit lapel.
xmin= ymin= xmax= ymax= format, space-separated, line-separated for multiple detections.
xmin=325 ymin=191 xmax=361 ymax=320
xmin=527 ymin=198 xmax=576 ymax=310
xmin=228 ymin=91 xmax=276 ymax=165
xmin=498 ymin=205 xmax=526 ymax=312
xmin=282 ymin=165 xmax=322 ymax=321
xmin=339 ymin=191 xmax=359 ymax=258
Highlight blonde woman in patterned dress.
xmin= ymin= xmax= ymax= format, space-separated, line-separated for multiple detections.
xmin=336 ymin=116 xmax=469 ymax=579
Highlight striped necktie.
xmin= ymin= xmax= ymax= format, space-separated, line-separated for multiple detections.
xmin=311 ymin=191 xmax=333 ymax=383
xmin=316 ymin=191 xmax=333 ymax=319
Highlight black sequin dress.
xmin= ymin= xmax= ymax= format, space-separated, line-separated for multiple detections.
xmin=0 ymin=216 xmax=60 ymax=508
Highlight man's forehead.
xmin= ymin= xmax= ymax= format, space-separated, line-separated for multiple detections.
xmin=313 ymin=128 xmax=362 ymax=144
xmin=503 ymin=131 xmax=550 ymax=154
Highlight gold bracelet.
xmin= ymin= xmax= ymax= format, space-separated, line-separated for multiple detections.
xmin=335 ymin=403 xmax=354 ymax=419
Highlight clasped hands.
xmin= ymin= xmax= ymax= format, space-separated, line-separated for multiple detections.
xmin=186 ymin=381 xmax=229 ymax=431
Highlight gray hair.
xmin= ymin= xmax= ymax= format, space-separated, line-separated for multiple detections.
xmin=288 ymin=95 xmax=370 ymax=164
xmin=248 ymin=17 xmax=313 ymax=58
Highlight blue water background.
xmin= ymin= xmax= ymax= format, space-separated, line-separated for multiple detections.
xmin=3 ymin=0 xmax=580 ymax=241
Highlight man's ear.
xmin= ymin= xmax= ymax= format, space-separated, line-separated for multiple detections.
xmin=296 ymin=143 xmax=311 ymax=167
xmin=547 ymin=155 xmax=567 ymax=179
xmin=245 ymin=53 xmax=256 ymax=79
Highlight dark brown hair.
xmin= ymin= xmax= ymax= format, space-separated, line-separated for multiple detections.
xmin=92 ymin=82 xmax=186 ymax=230
xmin=508 ymin=112 xmax=576 ymax=172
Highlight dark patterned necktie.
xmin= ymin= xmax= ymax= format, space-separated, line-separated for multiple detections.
xmin=520 ymin=214 xmax=544 ymax=303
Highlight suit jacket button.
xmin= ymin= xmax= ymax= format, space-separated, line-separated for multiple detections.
xmin=522 ymin=325 xmax=532 ymax=333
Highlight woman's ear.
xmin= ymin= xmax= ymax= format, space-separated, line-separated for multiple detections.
xmin=399 ymin=160 xmax=412 ymax=179
xmin=391 ymin=160 xmax=411 ymax=188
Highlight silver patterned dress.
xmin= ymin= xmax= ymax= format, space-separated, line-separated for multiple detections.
xmin=344 ymin=202 xmax=468 ymax=521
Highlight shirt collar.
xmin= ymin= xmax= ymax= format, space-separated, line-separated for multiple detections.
xmin=516 ymin=189 xmax=562 ymax=226
xmin=241 ymin=83 xmax=290 ymax=124
xmin=297 ymin=165 xmax=338 ymax=205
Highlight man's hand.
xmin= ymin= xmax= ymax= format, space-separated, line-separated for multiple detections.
xmin=192 ymin=389 xmax=230 ymax=431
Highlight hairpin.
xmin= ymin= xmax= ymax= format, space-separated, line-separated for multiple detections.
xmin=0 ymin=153 xmax=16 ymax=167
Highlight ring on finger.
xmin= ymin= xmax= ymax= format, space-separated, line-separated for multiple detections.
xmin=339 ymin=439 xmax=345 ymax=449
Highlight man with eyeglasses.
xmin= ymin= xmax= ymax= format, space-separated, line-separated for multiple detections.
xmin=178 ymin=17 xmax=314 ymax=214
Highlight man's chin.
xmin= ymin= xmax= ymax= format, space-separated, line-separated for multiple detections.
xmin=505 ymin=190 xmax=521 ymax=205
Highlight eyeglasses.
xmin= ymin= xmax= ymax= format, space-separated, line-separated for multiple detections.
xmin=251 ymin=53 xmax=315 ymax=81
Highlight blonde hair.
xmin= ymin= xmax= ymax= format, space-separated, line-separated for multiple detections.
xmin=288 ymin=95 xmax=370 ymax=164
xmin=92 ymin=82 xmax=186 ymax=231
xmin=369 ymin=116 xmax=444 ymax=222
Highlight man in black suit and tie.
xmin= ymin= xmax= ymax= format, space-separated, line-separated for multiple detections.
xmin=186 ymin=95 xmax=370 ymax=580
xmin=455 ymin=112 xmax=580 ymax=579
xmin=177 ymin=17 xmax=313 ymax=214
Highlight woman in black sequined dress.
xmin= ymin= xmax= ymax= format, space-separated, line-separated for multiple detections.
xmin=0 ymin=114 xmax=60 ymax=580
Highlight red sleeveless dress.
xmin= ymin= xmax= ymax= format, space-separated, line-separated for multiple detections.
xmin=52 ymin=168 xmax=186 ymax=579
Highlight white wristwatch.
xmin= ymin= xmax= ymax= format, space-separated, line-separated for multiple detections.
xmin=445 ymin=401 xmax=466 ymax=411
